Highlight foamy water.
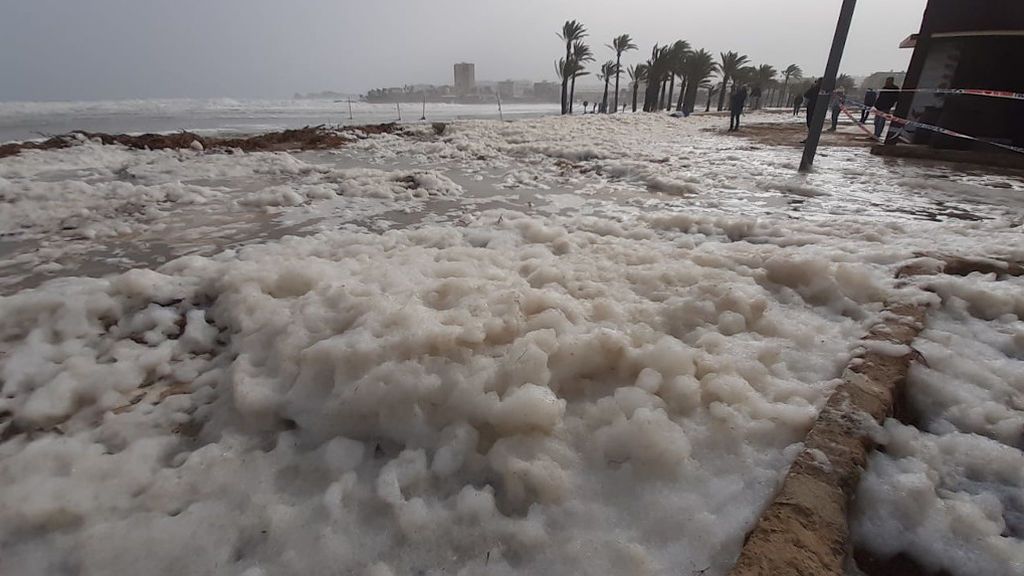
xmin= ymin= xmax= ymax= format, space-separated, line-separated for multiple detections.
xmin=0 ymin=98 xmax=560 ymax=142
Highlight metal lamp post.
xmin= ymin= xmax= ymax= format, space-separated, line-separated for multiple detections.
xmin=800 ymin=0 xmax=858 ymax=172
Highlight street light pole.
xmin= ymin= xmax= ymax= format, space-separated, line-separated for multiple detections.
xmin=800 ymin=0 xmax=858 ymax=172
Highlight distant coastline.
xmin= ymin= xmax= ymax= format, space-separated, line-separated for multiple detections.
xmin=293 ymin=90 xmax=557 ymax=105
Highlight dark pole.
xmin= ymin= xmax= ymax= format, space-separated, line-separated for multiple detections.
xmin=799 ymin=0 xmax=858 ymax=172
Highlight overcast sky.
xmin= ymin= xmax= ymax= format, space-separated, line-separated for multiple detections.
xmin=0 ymin=0 xmax=927 ymax=101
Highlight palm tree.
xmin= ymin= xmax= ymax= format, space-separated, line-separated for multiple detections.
xmin=681 ymin=49 xmax=718 ymax=114
xmin=674 ymin=53 xmax=688 ymax=112
xmin=556 ymin=57 xmax=589 ymax=112
xmin=607 ymin=34 xmax=638 ymax=114
xmin=665 ymin=40 xmax=691 ymax=112
xmin=642 ymin=45 xmax=660 ymax=112
xmin=555 ymin=57 xmax=572 ymax=87
xmin=628 ymin=64 xmax=648 ymax=113
xmin=734 ymin=66 xmax=756 ymax=89
xmin=717 ymin=51 xmax=750 ymax=111
xmin=751 ymin=64 xmax=777 ymax=109
xmin=643 ymin=44 xmax=673 ymax=112
xmin=777 ymin=64 xmax=803 ymax=107
xmin=558 ymin=21 xmax=587 ymax=115
xmin=569 ymin=41 xmax=594 ymax=113
xmin=836 ymin=73 xmax=857 ymax=92
xmin=598 ymin=61 xmax=619 ymax=113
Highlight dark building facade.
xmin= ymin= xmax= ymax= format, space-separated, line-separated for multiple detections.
xmin=894 ymin=0 xmax=1024 ymax=151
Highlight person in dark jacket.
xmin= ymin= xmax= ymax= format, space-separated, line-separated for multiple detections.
xmin=729 ymin=85 xmax=749 ymax=131
xmin=793 ymin=93 xmax=803 ymax=116
xmin=804 ymin=79 xmax=822 ymax=129
xmin=873 ymin=77 xmax=900 ymax=139
xmin=860 ymin=89 xmax=877 ymax=123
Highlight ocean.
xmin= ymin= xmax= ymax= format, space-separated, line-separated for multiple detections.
xmin=0 ymin=98 xmax=560 ymax=143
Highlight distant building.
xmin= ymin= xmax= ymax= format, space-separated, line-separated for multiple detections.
xmin=861 ymin=71 xmax=908 ymax=91
xmin=454 ymin=63 xmax=476 ymax=96
xmin=533 ymin=81 xmax=560 ymax=102
xmin=498 ymin=80 xmax=531 ymax=99
xmin=497 ymin=80 xmax=515 ymax=99
xmin=893 ymin=0 xmax=1024 ymax=150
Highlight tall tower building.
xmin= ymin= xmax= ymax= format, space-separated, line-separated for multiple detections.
xmin=454 ymin=63 xmax=476 ymax=95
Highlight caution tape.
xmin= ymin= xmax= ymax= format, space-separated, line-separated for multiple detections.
xmin=947 ymin=89 xmax=1024 ymax=101
xmin=882 ymin=111 xmax=1024 ymax=155
xmin=865 ymin=88 xmax=1024 ymax=101
xmin=839 ymin=105 xmax=881 ymax=141
xmin=837 ymin=96 xmax=1024 ymax=155
xmin=817 ymin=88 xmax=1024 ymax=104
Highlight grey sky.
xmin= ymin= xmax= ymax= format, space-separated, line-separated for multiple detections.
xmin=0 ymin=0 xmax=927 ymax=101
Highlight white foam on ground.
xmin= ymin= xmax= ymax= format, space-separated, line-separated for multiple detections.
xmin=0 ymin=142 xmax=461 ymax=239
xmin=2 ymin=111 xmax=1024 ymax=575
xmin=0 ymin=210 xmax=883 ymax=575
xmin=852 ymin=276 xmax=1024 ymax=576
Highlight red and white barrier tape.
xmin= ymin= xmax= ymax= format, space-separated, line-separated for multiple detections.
xmin=837 ymin=103 xmax=1024 ymax=155
xmin=865 ymin=88 xmax=1024 ymax=101
xmin=839 ymin=105 xmax=882 ymax=141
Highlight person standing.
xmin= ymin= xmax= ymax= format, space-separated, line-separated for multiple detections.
xmin=793 ymin=93 xmax=803 ymax=116
xmin=799 ymin=79 xmax=822 ymax=143
xmin=828 ymin=90 xmax=845 ymax=132
xmin=804 ymin=79 xmax=822 ymax=128
xmin=729 ymin=85 xmax=749 ymax=132
xmin=873 ymin=77 xmax=900 ymax=139
xmin=860 ymin=89 xmax=877 ymax=124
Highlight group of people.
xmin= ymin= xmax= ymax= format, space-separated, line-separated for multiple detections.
xmin=577 ymin=76 xmax=904 ymax=142
xmin=794 ymin=76 xmax=901 ymax=140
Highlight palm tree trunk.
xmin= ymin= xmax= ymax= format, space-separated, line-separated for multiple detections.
xmin=570 ymin=75 xmax=577 ymax=114
xmin=706 ymin=88 xmax=714 ymax=112
xmin=644 ymin=77 xmax=657 ymax=112
xmin=632 ymin=82 xmax=638 ymax=112
xmin=675 ymin=76 xmax=687 ymax=112
xmin=602 ymin=77 xmax=610 ymax=113
xmin=658 ymin=79 xmax=668 ymax=111
xmin=683 ymin=81 xmax=699 ymax=114
xmin=647 ymin=75 xmax=664 ymax=113
xmin=613 ymin=55 xmax=622 ymax=114
xmin=561 ymin=44 xmax=572 ymax=115
xmin=717 ymin=77 xmax=729 ymax=111
xmin=666 ymin=75 xmax=676 ymax=112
